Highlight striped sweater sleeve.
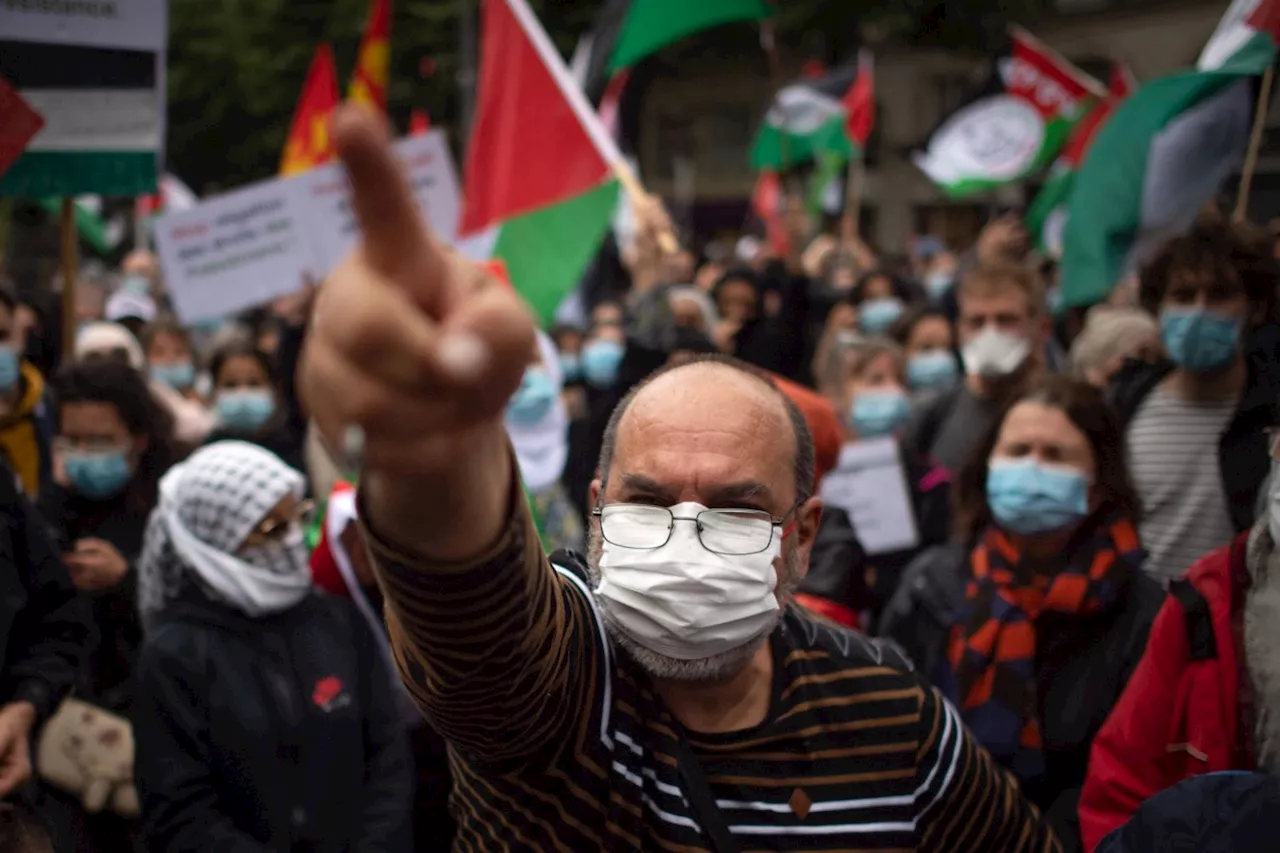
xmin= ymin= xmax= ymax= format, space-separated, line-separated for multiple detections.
xmin=359 ymin=467 xmax=604 ymax=768
xmin=915 ymin=687 xmax=1063 ymax=853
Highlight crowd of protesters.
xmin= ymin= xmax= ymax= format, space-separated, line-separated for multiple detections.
xmin=0 ymin=115 xmax=1278 ymax=851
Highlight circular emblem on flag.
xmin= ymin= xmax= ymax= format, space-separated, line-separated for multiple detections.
xmin=931 ymin=94 xmax=1046 ymax=182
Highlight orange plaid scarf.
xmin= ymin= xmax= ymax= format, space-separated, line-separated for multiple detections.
xmin=944 ymin=514 xmax=1141 ymax=780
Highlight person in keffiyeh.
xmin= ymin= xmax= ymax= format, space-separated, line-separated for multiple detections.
xmin=132 ymin=440 xmax=413 ymax=852
xmin=879 ymin=375 xmax=1164 ymax=852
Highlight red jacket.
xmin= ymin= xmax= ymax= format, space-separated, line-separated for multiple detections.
xmin=1078 ymin=532 xmax=1253 ymax=852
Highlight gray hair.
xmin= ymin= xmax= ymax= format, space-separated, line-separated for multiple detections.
xmin=1069 ymin=307 xmax=1160 ymax=377
xmin=596 ymin=355 xmax=815 ymax=504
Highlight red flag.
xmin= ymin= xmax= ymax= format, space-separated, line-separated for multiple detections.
xmin=752 ymin=170 xmax=790 ymax=257
xmin=843 ymin=50 xmax=874 ymax=149
xmin=0 ymin=77 xmax=44 ymax=180
xmin=280 ymin=45 xmax=340 ymax=176
xmin=409 ymin=108 xmax=431 ymax=135
xmin=349 ymin=0 xmax=391 ymax=112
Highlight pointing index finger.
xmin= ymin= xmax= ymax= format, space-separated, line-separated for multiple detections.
xmin=332 ymin=104 xmax=453 ymax=313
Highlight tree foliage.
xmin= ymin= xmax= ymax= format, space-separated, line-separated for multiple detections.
xmin=166 ymin=0 xmax=1048 ymax=193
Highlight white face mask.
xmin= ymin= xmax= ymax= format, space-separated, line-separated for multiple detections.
xmin=961 ymin=326 xmax=1031 ymax=379
xmin=593 ymin=502 xmax=782 ymax=661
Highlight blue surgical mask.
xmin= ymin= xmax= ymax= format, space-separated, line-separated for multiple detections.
xmin=559 ymin=353 xmax=582 ymax=384
xmin=582 ymin=339 xmax=625 ymax=388
xmin=859 ymin=298 xmax=905 ymax=334
xmin=925 ymin=271 xmax=953 ymax=300
xmin=215 ymin=389 xmax=276 ymax=433
xmin=150 ymin=361 xmax=196 ymax=390
xmin=907 ymin=350 xmax=959 ymax=391
xmin=851 ymin=390 xmax=911 ymax=438
xmin=64 ymin=450 xmax=133 ymax=501
xmin=507 ymin=367 xmax=557 ymax=424
xmin=0 ymin=345 xmax=18 ymax=393
xmin=986 ymin=458 xmax=1090 ymax=536
xmin=1160 ymin=307 xmax=1242 ymax=374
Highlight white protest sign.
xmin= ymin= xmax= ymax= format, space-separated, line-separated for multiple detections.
xmin=0 ymin=0 xmax=168 ymax=51
xmin=820 ymin=437 xmax=921 ymax=555
xmin=156 ymin=131 xmax=464 ymax=323
xmin=297 ymin=130 xmax=461 ymax=276
xmin=155 ymin=178 xmax=312 ymax=323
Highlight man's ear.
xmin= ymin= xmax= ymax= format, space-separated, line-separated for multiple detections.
xmin=589 ymin=478 xmax=602 ymax=507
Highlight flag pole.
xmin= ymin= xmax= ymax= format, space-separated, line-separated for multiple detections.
xmin=613 ymin=159 xmax=678 ymax=254
xmin=1235 ymin=65 xmax=1275 ymax=223
xmin=759 ymin=18 xmax=800 ymax=197
xmin=60 ymin=198 xmax=78 ymax=360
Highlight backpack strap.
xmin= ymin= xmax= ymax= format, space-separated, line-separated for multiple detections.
xmin=1169 ymin=579 xmax=1217 ymax=662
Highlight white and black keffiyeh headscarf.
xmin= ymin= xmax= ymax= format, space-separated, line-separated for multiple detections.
xmin=138 ymin=440 xmax=310 ymax=630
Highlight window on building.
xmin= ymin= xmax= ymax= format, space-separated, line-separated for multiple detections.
xmin=647 ymin=113 xmax=695 ymax=183
xmin=700 ymin=104 xmax=756 ymax=179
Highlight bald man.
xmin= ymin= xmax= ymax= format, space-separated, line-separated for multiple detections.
xmin=300 ymin=107 xmax=1059 ymax=852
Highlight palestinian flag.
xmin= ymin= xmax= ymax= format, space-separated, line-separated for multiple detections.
xmin=1026 ymin=61 xmax=1135 ymax=258
xmin=33 ymin=196 xmax=126 ymax=255
xmin=750 ymin=63 xmax=859 ymax=171
xmin=0 ymin=40 xmax=160 ymax=197
xmin=1061 ymin=0 xmax=1279 ymax=307
xmin=582 ymin=0 xmax=774 ymax=100
xmin=458 ymin=0 xmax=624 ymax=327
xmin=913 ymin=27 xmax=1104 ymax=197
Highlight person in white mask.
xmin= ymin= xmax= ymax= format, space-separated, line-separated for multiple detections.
xmin=296 ymin=106 xmax=1059 ymax=853
xmin=132 ymin=441 xmax=412 ymax=852
xmin=903 ymin=262 xmax=1051 ymax=474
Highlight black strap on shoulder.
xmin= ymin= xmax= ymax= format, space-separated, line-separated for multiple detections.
xmin=1169 ymin=578 xmax=1217 ymax=662
xmin=673 ymin=737 xmax=741 ymax=853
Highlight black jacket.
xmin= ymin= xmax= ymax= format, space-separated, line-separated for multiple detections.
xmin=37 ymin=482 xmax=152 ymax=711
xmin=878 ymin=539 xmax=1163 ymax=852
xmin=1109 ymin=351 xmax=1280 ymax=533
xmin=134 ymin=592 xmax=412 ymax=853
xmin=0 ymin=464 xmax=88 ymax=727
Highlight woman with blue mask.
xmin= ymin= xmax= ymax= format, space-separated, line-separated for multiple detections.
xmin=818 ymin=338 xmax=952 ymax=608
xmin=204 ymin=341 xmax=308 ymax=483
xmin=850 ymin=270 xmax=912 ymax=336
xmin=879 ymin=375 xmax=1161 ymax=852
xmin=892 ymin=305 xmax=960 ymax=398
xmin=142 ymin=318 xmax=201 ymax=398
xmin=506 ymin=332 xmax=583 ymax=554
xmin=38 ymin=357 xmax=180 ymax=850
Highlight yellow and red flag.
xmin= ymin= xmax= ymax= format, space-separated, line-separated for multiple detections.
xmin=348 ymin=0 xmax=391 ymax=111
xmin=280 ymin=44 xmax=340 ymax=176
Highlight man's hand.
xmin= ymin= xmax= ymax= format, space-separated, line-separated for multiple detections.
xmin=0 ymin=702 xmax=36 ymax=798
xmin=977 ymin=214 xmax=1029 ymax=264
xmin=299 ymin=106 xmax=535 ymax=556
xmin=66 ymin=538 xmax=129 ymax=591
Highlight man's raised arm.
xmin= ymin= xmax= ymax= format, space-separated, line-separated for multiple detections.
xmin=299 ymin=106 xmax=601 ymax=766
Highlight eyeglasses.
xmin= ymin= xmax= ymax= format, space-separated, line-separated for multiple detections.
xmin=244 ymin=499 xmax=316 ymax=545
xmin=592 ymin=502 xmax=799 ymax=556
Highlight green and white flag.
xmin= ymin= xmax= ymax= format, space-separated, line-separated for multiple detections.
xmin=1060 ymin=0 xmax=1279 ymax=306
xmin=750 ymin=64 xmax=860 ymax=171
xmin=913 ymin=28 xmax=1103 ymax=198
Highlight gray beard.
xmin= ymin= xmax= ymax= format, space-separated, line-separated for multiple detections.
xmin=585 ymin=525 xmax=799 ymax=683
xmin=1244 ymin=523 xmax=1280 ymax=773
